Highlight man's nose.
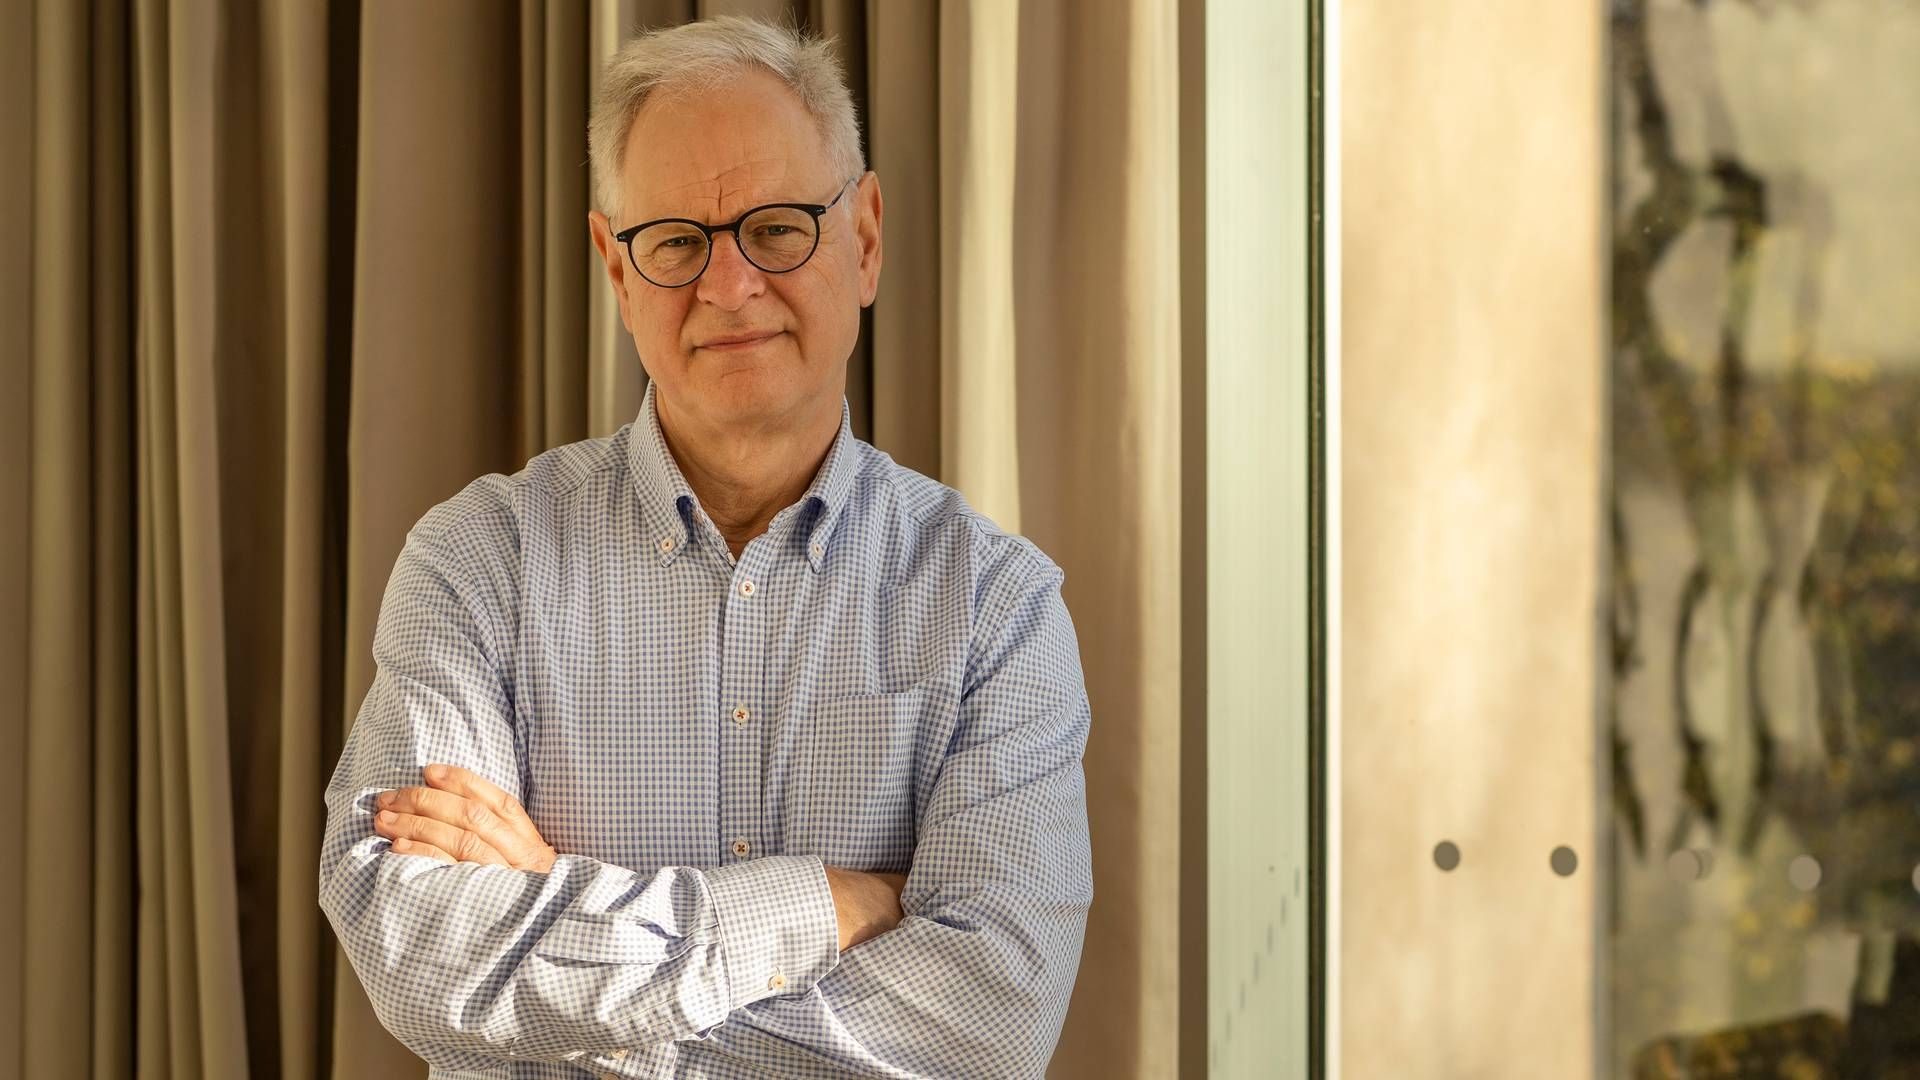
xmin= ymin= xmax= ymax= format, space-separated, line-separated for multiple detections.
xmin=695 ymin=230 xmax=766 ymax=310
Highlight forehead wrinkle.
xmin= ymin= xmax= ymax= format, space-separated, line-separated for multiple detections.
xmin=645 ymin=157 xmax=802 ymax=223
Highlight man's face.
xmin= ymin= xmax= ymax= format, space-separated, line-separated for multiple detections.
xmin=589 ymin=68 xmax=883 ymax=437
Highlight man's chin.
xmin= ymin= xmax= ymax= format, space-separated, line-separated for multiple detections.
xmin=697 ymin=372 xmax=803 ymax=419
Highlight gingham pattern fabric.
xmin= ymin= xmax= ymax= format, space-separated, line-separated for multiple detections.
xmin=319 ymin=380 xmax=1094 ymax=1079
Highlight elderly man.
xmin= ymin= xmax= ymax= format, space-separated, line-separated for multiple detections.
xmin=318 ymin=15 xmax=1093 ymax=1079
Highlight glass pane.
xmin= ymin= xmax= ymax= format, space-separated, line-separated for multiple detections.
xmin=1608 ymin=0 xmax=1920 ymax=1073
xmin=1206 ymin=0 xmax=1314 ymax=1074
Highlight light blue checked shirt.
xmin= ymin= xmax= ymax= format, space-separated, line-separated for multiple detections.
xmin=320 ymin=381 xmax=1094 ymax=1079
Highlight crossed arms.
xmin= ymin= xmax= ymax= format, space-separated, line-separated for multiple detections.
xmin=317 ymin=528 xmax=1094 ymax=1077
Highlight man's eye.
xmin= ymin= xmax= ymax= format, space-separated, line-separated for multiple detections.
xmin=658 ymin=236 xmax=696 ymax=250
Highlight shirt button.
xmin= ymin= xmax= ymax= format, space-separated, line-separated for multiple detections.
xmin=768 ymin=971 xmax=787 ymax=991
xmin=609 ymin=1049 xmax=629 ymax=1061
xmin=732 ymin=706 xmax=750 ymax=726
xmin=731 ymin=838 xmax=750 ymax=857
xmin=810 ymin=543 xmax=823 ymax=559
xmin=657 ymin=536 xmax=675 ymax=553
xmin=738 ymin=578 xmax=756 ymax=597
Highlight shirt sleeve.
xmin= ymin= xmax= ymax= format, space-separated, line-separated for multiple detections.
xmin=317 ymin=525 xmax=840 ymax=1069
xmin=687 ymin=542 xmax=1096 ymax=1078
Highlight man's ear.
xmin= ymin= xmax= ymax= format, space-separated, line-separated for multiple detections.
xmin=853 ymin=172 xmax=884 ymax=308
xmin=588 ymin=211 xmax=635 ymax=336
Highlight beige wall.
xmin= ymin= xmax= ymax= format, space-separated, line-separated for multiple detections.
xmin=1340 ymin=4 xmax=1605 ymax=1077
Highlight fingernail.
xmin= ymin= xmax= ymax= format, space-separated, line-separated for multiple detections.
xmin=425 ymin=765 xmax=446 ymax=782
xmin=376 ymin=792 xmax=394 ymax=809
xmin=393 ymin=838 xmax=410 ymax=852
xmin=377 ymin=810 xmax=396 ymax=825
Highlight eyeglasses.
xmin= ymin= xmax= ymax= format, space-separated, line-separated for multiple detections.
xmin=613 ymin=178 xmax=859 ymax=288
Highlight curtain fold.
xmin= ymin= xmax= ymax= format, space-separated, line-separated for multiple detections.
xmin=136 ymin=0 xmax=251 ymax=1074
xmin=27 ymin=0 xmax=116 ymax=1075
xmin=937 ymin=0 xmax=1023 ymax=529
xmin=0 ymin=0 xmax=35 ymax=1069
xmin=263 ymin=1 xmax=342 ymax=1076
xmin=1004 ymin=2 xmax=1183 ymax=1073
xmin=24 ymin=1 xmax=141 ymax=1077
xmin=5 ymin=2 xmax=1182 ymax=1076
xmin=864 ymin=0 xmax=941 ymax=476
xmin=518 ymin=0 xmax=591 ymax=455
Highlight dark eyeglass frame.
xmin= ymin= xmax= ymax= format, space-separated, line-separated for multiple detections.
xmin=613 ymin=177 xmax=860 ymax=288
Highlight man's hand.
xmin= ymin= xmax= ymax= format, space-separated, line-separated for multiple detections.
xmin=825 ymin=865 xmax=907 ymax=952
xmin=372 ymin=763 xmax=558 ymax=873
xmin=373 ymin=773 xmax=902 ymax=948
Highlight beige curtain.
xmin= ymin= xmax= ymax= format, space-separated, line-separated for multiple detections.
xmin=2 ymin=0 xmax=1180 ymax=1076
xmin=935 ymin=4 xmax=1182 ymax=1074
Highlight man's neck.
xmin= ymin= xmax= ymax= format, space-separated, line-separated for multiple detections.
xmin=656 ymin=396 xmax=840 ymax=558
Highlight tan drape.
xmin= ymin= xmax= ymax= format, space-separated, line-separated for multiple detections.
xmin=0 ymin=0 xmax=32 ymax=1068
xmin=3 ymin=0 xmax=1181 ymax=1076
xmin=952 ymin=4 xmax=1183 ymax=1074
xmin=21 ymin=4 xmax=141 ymax=1079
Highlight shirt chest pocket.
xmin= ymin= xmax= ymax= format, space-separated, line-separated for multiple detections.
xmin=803 ymin=684 xmax=930 ymax=873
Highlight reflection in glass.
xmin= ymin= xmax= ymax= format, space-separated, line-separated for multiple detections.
xmin=1608 ymin=0 xmax=1920 ymax=1074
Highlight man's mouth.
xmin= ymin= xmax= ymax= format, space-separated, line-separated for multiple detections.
xmin=697 ymin=331 xmax=782 ymax=351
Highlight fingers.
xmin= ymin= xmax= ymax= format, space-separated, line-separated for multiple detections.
xmin=391 ymin=837 xmax=455 ymax=863
xmin=379 ymin=785 xmax=537 ymax=864
xmin=412 ymin=765 xmax=555 ymax=873
xmin=375 ymin=780 xmax=556 ymax=872
xmin=381 ymin=785 xmax=503 ymax=838
xmin=373 ymin=808 xmax=509 ymax=867
xmin=422 ymin=763 xmax=528 ymax=823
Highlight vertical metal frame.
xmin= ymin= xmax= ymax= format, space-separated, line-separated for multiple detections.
xmin=1306 ymin=0 xmax=1330 ymax=1072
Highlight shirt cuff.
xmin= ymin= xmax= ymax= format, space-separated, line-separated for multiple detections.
xmin=703 ymin=854 xmax=839 ymax=1011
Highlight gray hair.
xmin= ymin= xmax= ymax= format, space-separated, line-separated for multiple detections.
xmin=588 ymin=15 xmax=865 ymax=223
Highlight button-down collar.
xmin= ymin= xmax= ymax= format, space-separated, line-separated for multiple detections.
xmin=626 ymin=379 xmax=858 ymax=573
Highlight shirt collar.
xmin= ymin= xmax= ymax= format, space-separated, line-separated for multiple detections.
xmin=627 ymin=379 xmax=859 ymax=573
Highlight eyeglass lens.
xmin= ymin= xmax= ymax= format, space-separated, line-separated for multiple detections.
xmin=630 ymin=206 xmax=819 ymax=286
